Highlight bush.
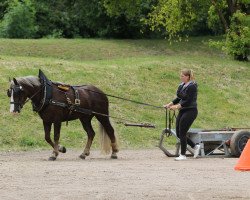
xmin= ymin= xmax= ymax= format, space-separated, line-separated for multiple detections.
xmin=0 ymin=0 xmax=37 ymax=38
xmin=224 ymin=11 xmax=250 ymax=61
xmin=209 ymin=12 xmax=249 ymax=61
xmin=207 ymin=5 xmax=224 ymax=35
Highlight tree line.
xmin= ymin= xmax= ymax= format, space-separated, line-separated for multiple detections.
xmin=0 ymin=0 xmax=249 ymax=61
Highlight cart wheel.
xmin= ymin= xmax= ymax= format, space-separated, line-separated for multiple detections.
xmin=230 ymin=130 xmax=250 ymax=157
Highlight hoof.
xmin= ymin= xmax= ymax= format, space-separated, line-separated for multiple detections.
xmin=111 ymin=154 xmax=118 ymax=159
xmin=84 ymin=152 xmax=90 ymax=156
xmin=59 ymin=146 xmax=67 ymax=153
xmin=48 ymin=156 xmax=57 ymax=161
xmin=79 ymin=154 xmax=86 ymax=159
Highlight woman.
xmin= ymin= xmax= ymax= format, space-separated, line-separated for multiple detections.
xmin=164 ymin=69 xmax=200 ymax=161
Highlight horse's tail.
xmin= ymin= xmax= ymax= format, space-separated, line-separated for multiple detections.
xmin=99 ymin=123 xmax=111 ymax=154
xmin=99 ymin=122 xmax=118 ymax=155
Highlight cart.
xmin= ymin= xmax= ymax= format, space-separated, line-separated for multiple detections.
xmin=159 ymin=110 xmax=250 ymax=157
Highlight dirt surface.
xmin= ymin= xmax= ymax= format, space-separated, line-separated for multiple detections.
xmin=0 ymin=149 xmax=249 ymax=200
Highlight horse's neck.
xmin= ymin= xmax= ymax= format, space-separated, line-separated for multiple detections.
xmin=26 ymin=84 xmax=43 ymax=103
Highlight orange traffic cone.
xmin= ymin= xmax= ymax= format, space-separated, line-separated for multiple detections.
xmin=234 ymin=139 xmax=250 ymax=171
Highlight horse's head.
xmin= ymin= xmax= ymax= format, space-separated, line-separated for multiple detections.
xmin=7 ymin=78 xmax=28 ymax=113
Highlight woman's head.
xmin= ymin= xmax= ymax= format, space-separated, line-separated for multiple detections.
xmin=180 ymin=69 xmax=194 ymax=83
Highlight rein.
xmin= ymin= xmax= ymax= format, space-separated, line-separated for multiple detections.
xmin=79 ymin=88 xmax=163 ymax=109
xmin=53 ymin=85 xmax=164 ymax=109
xmin=50 ymin=99 xmax=153 ymax=126
xmin=50 ymin=86 xmax=159 ymax=127
xmin=24 ymin=86 xmax=44 ymax=105
xmin=165 ymin=109 xmax=176 ymax=136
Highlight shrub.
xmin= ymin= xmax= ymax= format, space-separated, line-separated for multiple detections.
xmin=224 ymin=11 xmax=250 ymax=61
xmin=0 ymin=0 xmax=37 ymax=38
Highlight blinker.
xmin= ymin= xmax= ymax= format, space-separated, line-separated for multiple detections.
xmin=13 ymin=85 xmax=23 ymax=93
xmin=7 ymin=86 xmax=23 ymax=98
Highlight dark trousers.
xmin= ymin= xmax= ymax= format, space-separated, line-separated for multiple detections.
xmin=176 ymin=108 xmax=198 ymax=155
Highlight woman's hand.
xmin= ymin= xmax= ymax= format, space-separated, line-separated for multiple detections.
xmin=163 ymin=102 xmax=173 ymax=109
xmin=169 ymin=104 xmax=181 ymax=110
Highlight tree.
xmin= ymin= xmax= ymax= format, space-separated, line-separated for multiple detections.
xmin=144 ymin=0 xmax=249 ymax=61
xmin=103 ymin=0 xmax=209 ymax=38
xmin=106 ymin=0 xmax=249 ymax=61
xmin=33 ymin=0 xmax=150 ymax=38
xmin=102 ymin=0 xmax=160 ymax=38
xmin=224 ymin=11 xmax=250 ymax=61
xmin=0 ymin=0 xmax=9 ymax=20
xmin=103 ymin=0 xmax=142 ymax=19
xmin=0 ymin=0 xmax=37 ymax=38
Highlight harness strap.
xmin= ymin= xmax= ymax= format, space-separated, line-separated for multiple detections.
xmin=10 ymin=102 xmax=22 ymax=104
xmin=63 ymin=86 xmax=80 ymax=125
xmin=49 ymin=100 xmax=92 ymax=115
xmin=166 ymin=109 xmax=176 ymax=137
xmin=33 ymin=70 xmax=53 ymax=112
xmin=50 ymin=100 xmax=67 ymax=108
xmin=72 ymin=86 xmax=81 ymax=106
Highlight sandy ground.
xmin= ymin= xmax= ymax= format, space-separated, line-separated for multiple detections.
xmin=0 ymin=149 xmax=249 ymax=200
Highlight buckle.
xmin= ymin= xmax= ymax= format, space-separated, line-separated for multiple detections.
xmin=75 ymin=99 xmax=81 ymax=105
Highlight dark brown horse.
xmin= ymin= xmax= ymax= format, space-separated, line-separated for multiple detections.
xmin=7 ymin=70 xmax=119 ymax=160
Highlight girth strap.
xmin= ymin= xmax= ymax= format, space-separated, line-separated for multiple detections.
xmin=50 ymin=100 xmax=67 ymax=108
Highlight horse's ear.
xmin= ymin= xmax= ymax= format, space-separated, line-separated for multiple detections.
xmin=13 ymin=78 xmax=18 ymax=85
xmin=9 ymin=77 xmax=11 ymax=82
xmin=39 ymin=69 xmax=43 ymax=77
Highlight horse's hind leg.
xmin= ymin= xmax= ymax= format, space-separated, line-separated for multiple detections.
xmin=96 ymin=115 xmax=119 ymax=159
xmin=79 ymin=117 xmax=95 ymax=159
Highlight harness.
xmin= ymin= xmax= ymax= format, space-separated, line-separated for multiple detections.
xmin=32 ymin=70 xmax=53 ymax=112
xmin=51 ymin=86 xmax=91 ymax=113
xmin=52 ymin=85 xmax=92 ymax=124
xmin=33 ymin=70 xmax=91 ymax=124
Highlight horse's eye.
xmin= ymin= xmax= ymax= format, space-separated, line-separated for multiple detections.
xmin=7 ymin=89 xmax=11 ymax=97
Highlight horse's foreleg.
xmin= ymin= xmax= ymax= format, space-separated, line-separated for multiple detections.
xmin=79 ymin=118 xmax=95 ymax=159
xmin=43 ymin=121 xmax=56 ymax=161
xmin=44 ymin=121 xmax=60 ymax=161
xmin=50 ymin=122 xmax=62 ymax=161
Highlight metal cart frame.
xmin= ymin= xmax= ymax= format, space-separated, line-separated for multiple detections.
xmin=159 ymin=110 xmax=250 ymax=158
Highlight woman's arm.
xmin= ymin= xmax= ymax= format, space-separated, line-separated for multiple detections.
xmin=172 ymin=97 xmax=181 ymax=105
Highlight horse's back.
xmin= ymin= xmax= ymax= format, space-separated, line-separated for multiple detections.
xmin=77 ymin=85 xmax=109 ymax=113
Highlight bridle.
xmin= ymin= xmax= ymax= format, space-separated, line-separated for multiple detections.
xmin=7 ymin=85 xmax=24 ymax=112
xmin=7 ymin=84 xmax=43 ymax=112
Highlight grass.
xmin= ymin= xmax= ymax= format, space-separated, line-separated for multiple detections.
xmin=0 ymin=37 xmax=249 ymax=151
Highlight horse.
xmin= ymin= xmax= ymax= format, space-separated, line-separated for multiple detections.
xmin=7 ymin=70 xmax=119 ymax=160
